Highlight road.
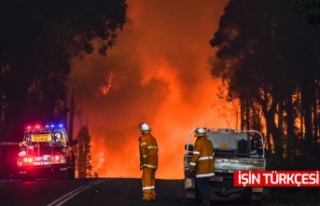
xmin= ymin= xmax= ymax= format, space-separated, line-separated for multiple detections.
xmin=0 ymin=177 xmax=254 ymax=206
xmin=0 ymin=178 xmax=188 ymax=206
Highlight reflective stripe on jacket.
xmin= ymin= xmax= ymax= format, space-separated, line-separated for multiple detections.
xmin=190 ymin=136 xmax=215 ymax=178
xmin=139 ymin=133 xmax=158 ymax=169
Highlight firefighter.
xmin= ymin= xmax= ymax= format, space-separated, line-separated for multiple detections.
xmin=138 ymin=122 xmax=158 ymax=202
xmin=189 ymin=128 xmax=215 ymax=206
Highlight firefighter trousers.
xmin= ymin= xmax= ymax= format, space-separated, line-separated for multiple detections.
xmin=141 ymin=167 xmax=157 ymax=201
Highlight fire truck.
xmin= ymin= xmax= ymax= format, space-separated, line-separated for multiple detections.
xmin=184 ymin=128 xmax=266 ymax=205
xmin=16 ymin=123 xmax=76 ymax=180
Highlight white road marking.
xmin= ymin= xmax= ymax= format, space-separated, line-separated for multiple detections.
xmin=46 ymin=179 xmax=106 ymax=206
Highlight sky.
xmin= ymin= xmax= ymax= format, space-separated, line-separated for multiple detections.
xmin=71 ymin=0 xmax=231 ymax=179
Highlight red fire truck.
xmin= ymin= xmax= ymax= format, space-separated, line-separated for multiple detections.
xmin=16 ymin=123 xmax=76 ymax=180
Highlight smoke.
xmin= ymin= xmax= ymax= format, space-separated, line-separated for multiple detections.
xmin=71 ymin=0 xmax=230 ymax=179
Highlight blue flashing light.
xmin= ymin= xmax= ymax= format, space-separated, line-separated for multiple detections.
xmin=45 ymin=123 xmax=65 ymax=129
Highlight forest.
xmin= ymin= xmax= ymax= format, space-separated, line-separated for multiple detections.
xmin=210 ymin=0 xmax=320 ymax=171
xmin=206 ymin=1 xmax=320 ymax=203
xmin=0 ymin=0 xmax=127 ymax=141
xmin=209 ymin=1 xmax=320 ymax=203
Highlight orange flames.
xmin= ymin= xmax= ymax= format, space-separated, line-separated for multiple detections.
xmin=71 ymin=0 xmax=230 ymax=179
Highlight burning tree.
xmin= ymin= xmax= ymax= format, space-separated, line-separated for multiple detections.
xmin=76 ymin=126 xmax=92 ymax=178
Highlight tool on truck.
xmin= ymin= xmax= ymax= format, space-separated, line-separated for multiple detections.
xmin=184 ymin=128 xmax=266 ymax=204
xmin=16 ymin=123 xmax=77 ymax=180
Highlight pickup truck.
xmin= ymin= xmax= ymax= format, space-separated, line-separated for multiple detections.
xmin=184 ymin=128 xmax=266 ymax=205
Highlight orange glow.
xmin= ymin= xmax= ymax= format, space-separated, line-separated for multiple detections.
xmin=99 ymin=72 xmax=115 ymax=95
xmin=70 ymin=0 xmax=231 ymax=179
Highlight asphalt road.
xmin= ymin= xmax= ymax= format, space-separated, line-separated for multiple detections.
xmin=63 ymin=178 xmax=186 ymax=206
xmin=0 ymin=178 xmax=188 ymax=206
xmin=0 ymin=177 xmax=255 ymax=206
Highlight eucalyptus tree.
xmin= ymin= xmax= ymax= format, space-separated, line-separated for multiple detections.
xmin=0 ymin=0 xmax=127 ymax=140
xmin=210 ymin=0 xmax=320 ymax=162
xmin=76 ymin=126 xmax=92 ymax=178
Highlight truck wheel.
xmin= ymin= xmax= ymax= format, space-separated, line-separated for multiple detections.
xmin=250 ymin=193 xmax=262 ymax=206
xmin=241 ymin=189 xmax=252 ymax=204
xmin=184 ymin=189 xmax=197 ymax=204
xmin=59 ymin=169 xmax=69 ymax=180
xmin=19 ymin=171 xmax=36 ymax=181
xmin=68 ymin=168 xmax=75 ymax=180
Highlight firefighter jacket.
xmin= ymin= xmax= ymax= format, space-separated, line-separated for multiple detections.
xmin=139 ymin=133 xmax=158 ymax=169
xmin=190 ymin=136 xmax=215 ymax=178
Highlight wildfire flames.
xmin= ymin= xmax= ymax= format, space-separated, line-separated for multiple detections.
xmin=71 ymin=0 xmax=230 ymax=179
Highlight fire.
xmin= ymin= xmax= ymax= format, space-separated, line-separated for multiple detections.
xmin=71 ymin=0 xmax=230 ymax=179
xmin=99 ymin=72 xmax=115 ymax=95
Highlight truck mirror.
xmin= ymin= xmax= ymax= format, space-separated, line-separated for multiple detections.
xmin=185 ymin=144 xmax=193 ymax=151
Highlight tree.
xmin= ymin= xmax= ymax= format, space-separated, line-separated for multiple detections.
xmin=210 ymin=0 xmax=320 ymax=165
xmin=0 ymin=0 xmax=127 ymax=141
xmin=76 ymin=126 xmax=92 ymax=178
xmin=294 ymin=0 xmax=320 ymax=24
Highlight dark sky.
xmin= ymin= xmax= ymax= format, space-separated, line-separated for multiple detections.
xmin=70 ymin=0 xmax=230 ymax=179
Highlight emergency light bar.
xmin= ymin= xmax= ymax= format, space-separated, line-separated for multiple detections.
xmin=26 ymin=124 xmax=64 ymax=130
xmin=45 ymin=123 xmax=64 ymax=129
xmin=25 ymin=123 xmax=65 ymax=130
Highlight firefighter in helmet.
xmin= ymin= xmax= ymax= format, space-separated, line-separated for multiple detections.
xmin=138 ymin=122 xmax=158 ymax=202
xmin=189 ymin=128 xmax=215 ymax=206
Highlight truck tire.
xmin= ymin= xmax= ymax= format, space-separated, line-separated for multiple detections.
xmin=241 ymin=188 xmax=252 ymax=204
xmin=20 ymin=173 xmax=35 ymax=181
xmin=68 ymin=168 xmax=75 ymax=180
xmin=59 ymin=169 xmax=69 ymax=180
xmin=250 ymin=193 xmax=262 ymax=206
xmin=20 ymin=169 xmax=37 ymax=181
xmin=184 ymin=189 xmax=197 ymax=204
